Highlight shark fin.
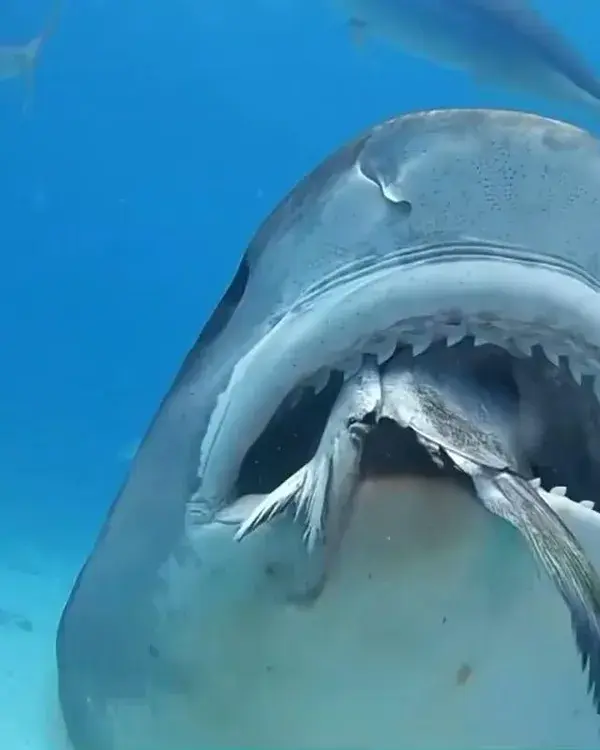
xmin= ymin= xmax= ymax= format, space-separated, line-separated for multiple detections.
xmin=20 ymin=0 xmax=62 ymax=115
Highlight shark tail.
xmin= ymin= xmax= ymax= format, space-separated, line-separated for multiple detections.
xmin=38 ymin=0 xmax=63 ymax=47
xmin=20 ymin=0 xmax=62 ymax=115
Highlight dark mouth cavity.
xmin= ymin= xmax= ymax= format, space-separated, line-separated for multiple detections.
xmin=236 ymin=338 xmax=600 ymax=510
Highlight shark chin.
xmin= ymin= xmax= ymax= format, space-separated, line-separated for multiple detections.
xmin=49 ymin=477 xmax=600 ymax=749
xmin=55 ymin=108 xmax=600 ymax=748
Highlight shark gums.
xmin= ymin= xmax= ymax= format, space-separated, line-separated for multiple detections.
xmin=53 ymin=108 xmax=600 ymax=749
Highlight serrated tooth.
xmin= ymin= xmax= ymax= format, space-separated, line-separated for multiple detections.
xmin=285 ymin=387 xmax=304 ymax=410
xmin=550 ymin=485 xmax=567 ymax=496
xmin=566 ymin=357 xmax=583 ymax=385
xmin=367 ymin=336 xmax=397 ymax=366
xmin=513 ymin=338 xmax=534 ymax=357
xmin=443 ymin=322 xmax=467 ymax=347
xmin=410 ymin=333 xmax=434 ymax=357
xmin=341 ymin=353 xmax=363 ymax=381
xmin=308 ymin=368 xmax=331 ymax=394
xmin=477 ymin=327 xmax=511 ymax=349
xmin=581 ymin=500 xmax=595 ymax=509
xmin=541 ymin=345 xmax=560 ymax=368
xmin=529 ymin=477 xmax=542 ymax=489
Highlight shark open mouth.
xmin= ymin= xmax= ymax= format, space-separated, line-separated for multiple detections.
xmin=236 ymin=327 xmax=600 ymax=510
xmin=230 ymin=315 xmax=600 ymax=715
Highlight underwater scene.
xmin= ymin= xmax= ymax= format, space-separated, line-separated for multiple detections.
xmin=3 ymin=0 xmax=600 ymax=747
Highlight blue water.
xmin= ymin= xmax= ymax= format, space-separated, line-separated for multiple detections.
xmin=0 ymin=0 xmax=599 ymax=746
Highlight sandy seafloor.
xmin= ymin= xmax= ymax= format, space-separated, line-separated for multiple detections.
xmin=0 ymin=537 xmax=79 ymax=749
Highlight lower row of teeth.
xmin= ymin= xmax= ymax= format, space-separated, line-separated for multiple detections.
xmin=530 ymin=478 xmax=593 ymax=509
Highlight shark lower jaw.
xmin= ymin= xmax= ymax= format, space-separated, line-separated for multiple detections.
xmin=229 ymin=255 xmax=600 ymax=516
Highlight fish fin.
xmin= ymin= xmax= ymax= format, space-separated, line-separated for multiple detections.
xmin=20 ymin=44 xmax=39 ymax=116
xmin=19 ymin=0 xmax=62 ymax=115
xmin=234 ymin=466 xmax=308 ymax=541
xmin=475 ymin=470 xmax=600 ymax=713
xmin=235 ymin=455 xmax=331 ymax=550
xmin=38 ymin=0 xmax=63 ymax=47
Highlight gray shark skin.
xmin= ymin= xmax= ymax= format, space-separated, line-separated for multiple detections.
xmin=57 ymin=109 xmax=600 ymax=749
xmin=340 ymin=0 xmax=600 ymax=109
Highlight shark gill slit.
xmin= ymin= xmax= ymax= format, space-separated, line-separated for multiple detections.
xmin=233 ymin=317 xmax=600 ymax=510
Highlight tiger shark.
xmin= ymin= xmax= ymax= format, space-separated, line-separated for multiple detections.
xmin=53 ymin=108 xmax=600 ymax=748
xmin=339 ymin=0 xmax=600 ymax=112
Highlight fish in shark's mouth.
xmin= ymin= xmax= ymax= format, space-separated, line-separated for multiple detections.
xmin=232 ymin=344 xmax=600 ymax=709
xmin=57 ymin=109 xmax=600 ymax=749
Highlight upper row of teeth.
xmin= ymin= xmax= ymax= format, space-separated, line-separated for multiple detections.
xmin=302 ymin=321 xmax=600 ymax=396
xmin=298 ymin=319 xmax=599 ymax=512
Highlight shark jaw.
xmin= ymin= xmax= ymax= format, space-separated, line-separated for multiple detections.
xmin=186 ymin=250 xmax=600 ymax=530
xmin=174 ymin=250 xmax=600 ymax=749
xmin=185 ymin=111 xmax=600 ymax=531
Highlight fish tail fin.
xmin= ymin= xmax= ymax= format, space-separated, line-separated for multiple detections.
xmin=234 ymin=467 xmax=308 ymax=542
xmin=477 ymin=470 xmax=600 ymax=713
xmin=22 ymin=0 xmax=61 ymax=67
xmin=39 ymin=0 xmax=63 ymax=46
xmin=20 ymin=39 xmax=43 ymax=116
xmin=19 ymin=0 xmax=62 ymax=116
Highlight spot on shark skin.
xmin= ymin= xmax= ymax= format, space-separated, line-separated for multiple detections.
xmin=456 ymin=663 xmax=473 ymax=686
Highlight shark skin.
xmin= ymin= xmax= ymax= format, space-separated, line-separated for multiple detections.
xmin=49 ymin=482 xmax=600 ymax=749
xmin=54 ymin=108 xmax=600 ymax=748
xmin=339 ymin=0 xmax=600 ymax=111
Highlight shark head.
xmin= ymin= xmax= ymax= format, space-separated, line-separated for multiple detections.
xmin=56 ymin=109 xmax=600 ymax=749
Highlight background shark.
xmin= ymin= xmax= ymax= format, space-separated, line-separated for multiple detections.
xmin=338 ymin=0 xmax=600 ymax=112
xmin=55 ymin=108 xmax=600 ymax=748
xmin=0 ymin=0 xmax=62 ymax=113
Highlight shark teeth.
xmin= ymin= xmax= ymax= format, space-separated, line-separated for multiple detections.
xmin=306 ymin=367 xmax=331 ymax=395
xmin=544 ymin=348 xmax=560 ymax=368
xmin=297 ymin=315 xmax=600 ymax=413
xmin=528 ymin=479 xmax=595 ymax=510
xmin=409 ymin=332 xmax=435 ymax=357
xmin=550 ymin=485 xmax=568 ymax=497
xmin=442 ymin=322 xmax=468 ymax=347
xmin=340 ymin=353 xmax=363 ymax=381
xmin=512 ymin=337 xmax=536 ymax=357
xmin=364 ymin=335 xmax=397 ymax=366
xmin=568 ymin=359 xmax=584 ymax=385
